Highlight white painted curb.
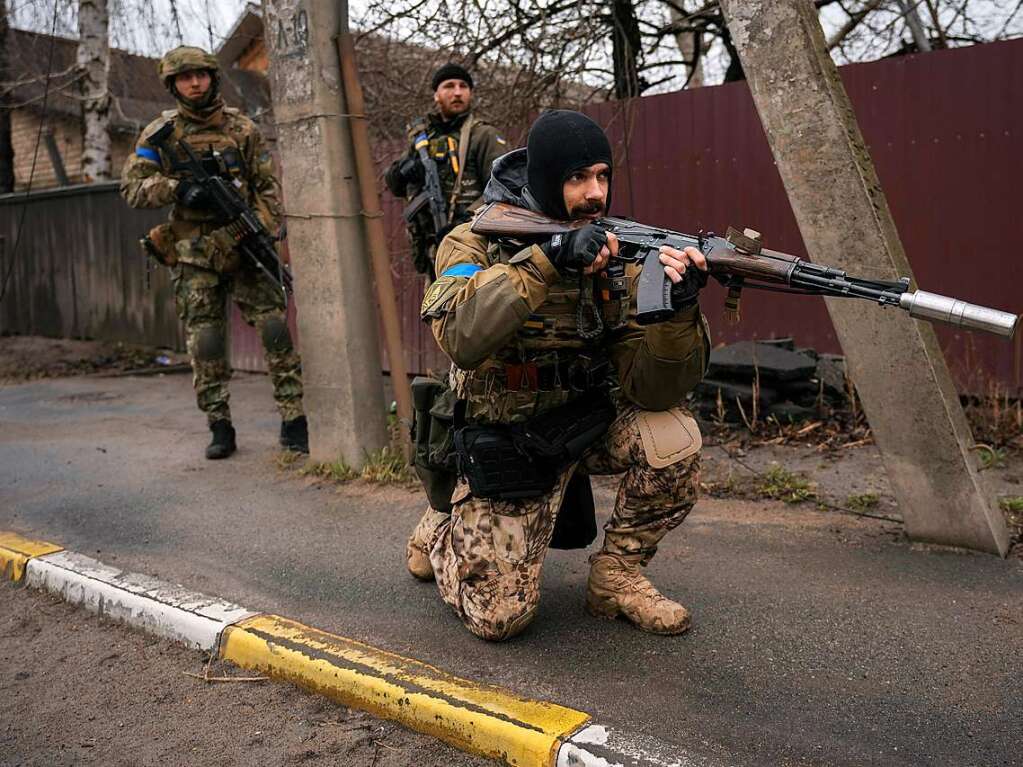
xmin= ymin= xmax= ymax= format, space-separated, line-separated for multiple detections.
xmin=13 ymin=543 xmax=732 ymax=767
xmin=25 ymin=550 xmax=256 ymax=651
xmin=557 ymin=724 xmax=732 ymax=767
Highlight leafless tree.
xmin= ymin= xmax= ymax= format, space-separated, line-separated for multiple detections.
xmin=356 ymin=0 xmax=1023 ymax=125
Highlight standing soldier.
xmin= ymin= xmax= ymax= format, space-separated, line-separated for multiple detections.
xmin=121 ymin=46 xmax=308 ymax=459
xmin=408 ymin=110 xmax=711 ymax=641
xmin=384 ymin=63 xmax=507 ymax=279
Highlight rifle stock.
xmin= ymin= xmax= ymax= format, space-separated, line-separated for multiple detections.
xmin=471 ymin=202 xmax=1019 ymax=337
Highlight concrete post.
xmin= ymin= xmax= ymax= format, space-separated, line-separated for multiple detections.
xmin=262 ymin=0 xmax=387 ymax=467
xmin=718 ymin=0 xmax=1010 ymax=555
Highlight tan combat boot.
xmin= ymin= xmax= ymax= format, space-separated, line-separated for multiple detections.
xmin=585 ymin=552 xmax=691 ymax=635
xmin=406 ymin=509 xmax=449 ymax=581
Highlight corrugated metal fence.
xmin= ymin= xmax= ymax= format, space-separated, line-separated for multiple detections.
xmin=3 ymin=38 xmax=1020 ymax=391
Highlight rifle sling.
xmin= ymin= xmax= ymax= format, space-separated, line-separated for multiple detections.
xmin=448 ymin=115 xmax=475 ymax=212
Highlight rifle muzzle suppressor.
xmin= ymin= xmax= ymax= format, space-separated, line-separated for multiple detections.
xmin=900 ymin=290 xmax=1019 ymax=338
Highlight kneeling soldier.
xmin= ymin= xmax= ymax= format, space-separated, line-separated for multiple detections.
xmin=121 ymin=46 xmax=307 ymax=459
xmin=408 ymin=110 xmax=711 ymax=640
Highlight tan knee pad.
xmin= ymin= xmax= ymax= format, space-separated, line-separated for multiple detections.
xmin=636 ymin=407 xmax=702 ymax=469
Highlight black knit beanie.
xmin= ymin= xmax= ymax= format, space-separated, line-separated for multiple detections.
xmin=431 ymin=63 xmax=473 ymax=91
xmin=526 ymin=110 xmax=612 ymax=219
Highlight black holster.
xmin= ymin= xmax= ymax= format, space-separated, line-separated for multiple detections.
xmin=410 ymin=375 xmax=459 ymax=512
xmin=453 ymin=393 xmax=616 ymax=549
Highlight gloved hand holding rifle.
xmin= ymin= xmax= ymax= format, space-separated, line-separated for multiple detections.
xmin=401 ymin=119 xmax=448 ymax=239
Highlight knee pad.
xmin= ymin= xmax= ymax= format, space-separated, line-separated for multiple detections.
xmin=194 ymin=325 xmax=226 ymax=362
xmin=471 ymin=604 xmax=538 ymax=642
xmin=260 ymin=316 xmax=293 ymax=354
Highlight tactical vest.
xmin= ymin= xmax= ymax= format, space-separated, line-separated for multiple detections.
xmin=452 ymin=239 xmax=639 ymax=424
xmin=152 ymin=108 xmax=251 ymax=226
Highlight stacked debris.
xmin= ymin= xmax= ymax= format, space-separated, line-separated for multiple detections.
xmin=692 ymin=338 xmax=849 ymax=424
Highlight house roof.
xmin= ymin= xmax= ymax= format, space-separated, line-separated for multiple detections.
xmin=7 ymin=28 xmax=271 ymax=136
xmin=216 ymin=2 xmax=264 ymax=68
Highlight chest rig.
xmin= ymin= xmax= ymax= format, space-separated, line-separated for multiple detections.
xmin=158 ymin=112 xmax=249 ymax=223
xmin=424 ymin=116 xmax=483 ymax=218
xmin=453 ymin=239 xmax=636 ymax=424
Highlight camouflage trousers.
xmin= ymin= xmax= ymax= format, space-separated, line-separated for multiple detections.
xmin=427 ymin=405 xmax=700 ymax=641
xmin=172 ymin=263 xmax=304 ymax=425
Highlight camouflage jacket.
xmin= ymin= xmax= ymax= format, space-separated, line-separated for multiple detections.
xmin=385 ymin=111 xmax=506 ymax=271
xmin=120 ymin=106 xmax=282 ymax=258
xmin=422 ymin=221 xmax=710 ymax=424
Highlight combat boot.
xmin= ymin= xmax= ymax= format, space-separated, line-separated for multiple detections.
xmin=280 ymin=416 xmax=309 ymax=454
xmin=406 ymin=509 xmax=450 ymax=581
xmin=206 ymin=420 xmax=236 ymax=460
xmin=585 ymin=552 xmax=691 ymax=635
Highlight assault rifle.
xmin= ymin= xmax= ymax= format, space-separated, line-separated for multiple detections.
xmin=402 ymin=120 xmax=448 ymax=238
xmin=147 ymin=122 xmax=293 ymax=302
xmin=472 ymin=202 xmax=1019 ymax=338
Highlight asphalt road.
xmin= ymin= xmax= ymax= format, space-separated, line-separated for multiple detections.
xmin=2 ymin=373 xmax=1020 ymax=766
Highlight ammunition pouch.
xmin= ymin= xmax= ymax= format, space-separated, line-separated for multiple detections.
xmin=453 ymin=392 xmax=616 ymax=501
xmin=410 ymin=375 xmax=459 ymax=512
xmin=453 ymin=425 xmax=557 ymax=501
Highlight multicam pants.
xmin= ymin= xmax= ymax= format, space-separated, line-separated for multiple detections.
xmin=172 ymin=262 xmax=304 ymax=425
xmin=428 ymin=404 xmax=700 ymax=641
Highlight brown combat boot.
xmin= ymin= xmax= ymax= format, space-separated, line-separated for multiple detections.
xmin=585 ymin=552 xmax=691 ymax=635
xmin=406 ymin=509 xmax=449 ymax=581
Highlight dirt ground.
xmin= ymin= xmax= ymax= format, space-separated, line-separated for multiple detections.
xmin=0 ymin=583 xmax=491 ymax=767
xmin=0 ymin=335 xmax=189 ymax=384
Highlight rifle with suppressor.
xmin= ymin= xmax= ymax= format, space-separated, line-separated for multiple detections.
xmin=471 ymin=202 xmax=1019 ymax=338
xmin=402 ymin=121 xmax=448 ymax=238
xmin=147 ymin=122 xmax=293 ymax=303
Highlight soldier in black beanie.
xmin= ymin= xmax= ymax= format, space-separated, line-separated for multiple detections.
xmin=406 ymin=109 xmax=713 ymax=642
xmin=525 ymin=109 xmax=614 ymax=219
xmin=384 ymin=62 xmax=506 ymax=279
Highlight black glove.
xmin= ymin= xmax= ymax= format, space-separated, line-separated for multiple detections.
xmin=175 ymin=179 xmax=212 ymax=209
xmin=670 ymin=264 xmax=709 ymax=311
xmin=541 ymin=224 xmax=607 ymax=272
xmin=397 ymin=156 xmax=424 ymax=186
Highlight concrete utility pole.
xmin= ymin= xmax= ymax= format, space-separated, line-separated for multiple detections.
xmin=262 ymin=0 xmax=387 ymax=467
xmin=718 ymin=1 xmax=1010 ymax=555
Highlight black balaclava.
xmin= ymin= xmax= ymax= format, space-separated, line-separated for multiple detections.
xmin=525 ymin=109 xmax=613 ymax=220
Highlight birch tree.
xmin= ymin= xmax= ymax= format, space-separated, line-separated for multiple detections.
xmin=76 ymin=0 xmax=111 ymax=181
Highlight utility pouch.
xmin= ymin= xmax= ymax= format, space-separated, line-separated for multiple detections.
xmin=453 ymin=393 xmax=616 ymax=502
xmin=141 ymin=223 xmax=177 ymax=267
xmin=522 ymin=392 xmax=616 ymax=463
xmin=410 ymin=375 xmax=459 ymax=511
xmin=453 ymin=425 xmax=557 ymax=500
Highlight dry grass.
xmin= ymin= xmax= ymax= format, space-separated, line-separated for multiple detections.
xmin=282 ymin=434 xmax=416 ymax=488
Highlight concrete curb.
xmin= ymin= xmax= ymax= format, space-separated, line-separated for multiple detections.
xmin=1 ymin=530 xmax=727 ymax=767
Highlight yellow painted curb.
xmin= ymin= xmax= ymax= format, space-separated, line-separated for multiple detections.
xmin=0 ymin=531 xmax=63 ymax=582
xmin=221 ymin=614 xmax=590 ymax=767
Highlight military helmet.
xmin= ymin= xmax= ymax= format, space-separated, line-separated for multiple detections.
xmin=158 ymin=46 xmax=219 ymax=86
